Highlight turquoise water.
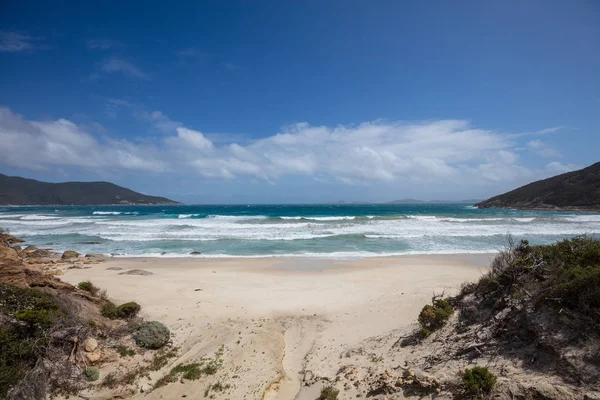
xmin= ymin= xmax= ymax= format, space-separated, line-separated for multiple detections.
xmin=0 ymin=204 xmax=598 ymax=258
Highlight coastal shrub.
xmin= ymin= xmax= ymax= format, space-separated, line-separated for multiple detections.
xmin=172 ymin=363 xmax=202 ymax=380
xmin=117 ymin=345 xmax=136 ymax=357
xmin=418 ymin=299 xmax=454 ymax=330
xmin=77 ymin=281 xmax=99 ymax=295
xmin=0 ymin=326 xmax=40 ymax=398
xmin=100 ymin=303 xmax=119 ymax=319
xmin=463 ymin=366 xmax=496 ymax=397
xmin=117 ymin=302 xmax=141 ymax=318
xmin=0 ymin=284 xmax=61 ymax=397
xmin=154 ymin=363 xmax=201 ymax=389
xmin=15 ymin=309 xmax=55 ymax=328
xmin=419 ymin=327 xmax=432 ymax=339
xmin=0 ymin=284 xmax=59 ymax=316
xmin=132 ymin=321 xmax=170 ymax=349
xmin=318 ymin=385 xmax=339 ymax=400
xmin=85 ymin=366 xmax=100 ymax=381
xmin=101 ymin=301 xmax=141 ymax=319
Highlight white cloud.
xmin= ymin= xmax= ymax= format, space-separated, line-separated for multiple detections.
xmin=0 ymin=107 xmax=577 ymax=188
xmin=0 ymin=108 xmax=164 ymax=172
xmin=545 ymin=161 xmax=580 ymax=174
xmin=0 ymin=31 xmax=44 ymax=52
xmin=527 ymin=139 xmax=562 ymax=158
xmin=134 ymin=110 xmax=181 ymax=133
xmin=175 ymin=127 xmax=214 ymax=150
xmin=100 ymin=58 xmax=148 ymax=79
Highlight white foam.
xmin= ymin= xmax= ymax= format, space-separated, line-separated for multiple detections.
xmin=114 ymin=249 xmax=498 ymax=259
xmin=178 ymin=214 xmax=201 ymax=219
xmin=93 ymin=211 xmax=122 ymax=215
xmin=20 ymin=215 xmax=60 ymax=220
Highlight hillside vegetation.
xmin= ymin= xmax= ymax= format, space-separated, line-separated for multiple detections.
xmin=0 ymin=173 xmax=180 ymax=205
xmin=476 ymin=162 xmax=600 ymax=211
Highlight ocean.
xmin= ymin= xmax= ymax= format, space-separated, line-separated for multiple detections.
xmin=0 ymin=204 xmax=599 ymax=258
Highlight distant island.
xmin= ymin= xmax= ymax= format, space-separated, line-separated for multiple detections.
xmin=0 ymin=174 xmax=181 ymax=206
xmin=476 ymin=162 xmax=600 ymax=212
xmin=386 ymin=199 xmax=482 ymax=204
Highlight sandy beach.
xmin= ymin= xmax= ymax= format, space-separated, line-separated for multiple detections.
xmin=60 ymin=254 xmax=493 ymax=399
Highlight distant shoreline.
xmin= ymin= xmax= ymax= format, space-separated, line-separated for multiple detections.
xmin=475 ymin=205 xmax=600 ymax=213
xmin=0 ymin=203 xmax=182 ymax=207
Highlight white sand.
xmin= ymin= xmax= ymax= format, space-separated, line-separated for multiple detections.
xmin=62 ymin=254 xmax=492 ymax=399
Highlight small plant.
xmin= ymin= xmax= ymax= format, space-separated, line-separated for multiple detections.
xmin=101 ymin=301 xmax=141 ymax=319
xmin=117 ymin=302 xmax=140 ymax=318
xmin=88 ymin=319 xmax=96 ymax=329
xmin=132 ymin=321 xmax=170 ymax=349
xmin=318 ymin=385 xmax=339 ymax=400
xmin=463 ymin=366 xmax=496 ymax=397
xmin=117 ymin=346 xmax=136 ymax=357
xmin=85 ymin=366 xmax=100 ymax=381
xmin=77 ymin=281 xmax=95 ymax=293
xmin=154 ymin=362 xmax=201 ymax=388
xmin=100 ymin=303 xmax=119 ymax=319
xmin=172 ymin=363 xmax=202 ymax=380
xmin=419 ymin=327 xmax=432 ymax=339
xmin=418 ymin=299 xmax=454 ymax=330
xmin=211 ymin=381 xmax=230 ymax=392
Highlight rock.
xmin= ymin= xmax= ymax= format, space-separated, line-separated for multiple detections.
xmin=30 ymin=249 xmax=52 ymax=258
xmin=584 ymin=393 xmax=600 ymax=400
xmin=106 ymin=266 xmax=123 ymax=270
xmin=11 ymin=245 xmax=22 ymax=252
xmin=118 ymin=269 xmax=153 ymax=276
xmin=190 ymin=251 xmax=202 ymax=255
xmin=23 ymin=245 xmax=38 ymax=252
xmin=85 ymin=253 xmax=107 ymax=260
xmin=140 ymin=383 xmax=151 ymax=393
xmin=0 ymin=234 xmax=25 ymax=244
xmin=0 ymin=243 xmax=21 ymax=263
xmin=85 ymin=350 xmax=101 ymax=363
xmin=61 ymin=250 xmax=80 ymax=259
xmin=0 ymin=242 xmax=27 ymax=286
xmin=0 ymin=263 xmax=27 ymax=286
xmin=83 ymin=337 xmax=98 ymax=352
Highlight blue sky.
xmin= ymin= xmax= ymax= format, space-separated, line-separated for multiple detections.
xmin=0 ymin=1 xmax=598 ymax=203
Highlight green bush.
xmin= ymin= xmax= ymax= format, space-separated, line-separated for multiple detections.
xmin=318 ymin=386 xmax=339 ymax=400
xmin=419 ymin=327 xmax=432 ymax=339
xmin=85 ymin=366 xmax=100 ymax=381
xmin=0 ymin=284 xmax=59 ymax=396
xmin=0 ymin=326 xmax=40 ymax=398
xmin=15 ymin=309 xmax=55 ymax=328
xmin=463 ymin=366 xmax=496 ymax=397
xmin=418 ymin=299 xmax=454 ymax=330
xmin=101 ymin=301 xmax=141 ymax=320
xmin=117 ymin=302 xmax=141 ymax=319
xmin=117 ymin=346 xmax=136 ymax=357
xmin=77 ymin=281 xmax=94 ymax=292
xmin=172 ymin=363 xmax=201 ymax=380
xmin=132 ymin=321 xmax=170 ymax=349
xmin=101 ymin=303 xmax=119 ymax=319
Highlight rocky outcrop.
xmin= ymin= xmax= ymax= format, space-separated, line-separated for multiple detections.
xmin=61 ymin=250 xmax=80 ymax=259
xmin=0 ymin=236 xmax=27 ymax=286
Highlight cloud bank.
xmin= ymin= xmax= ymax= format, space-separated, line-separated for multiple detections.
xmin=0 ymin=107 xmax=574 ymax=187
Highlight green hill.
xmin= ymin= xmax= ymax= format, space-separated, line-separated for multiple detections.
xmin=476 ymin=162 xmax=600 ymax=211
xmin=0 ymin=174 xmax=181 ymax=206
